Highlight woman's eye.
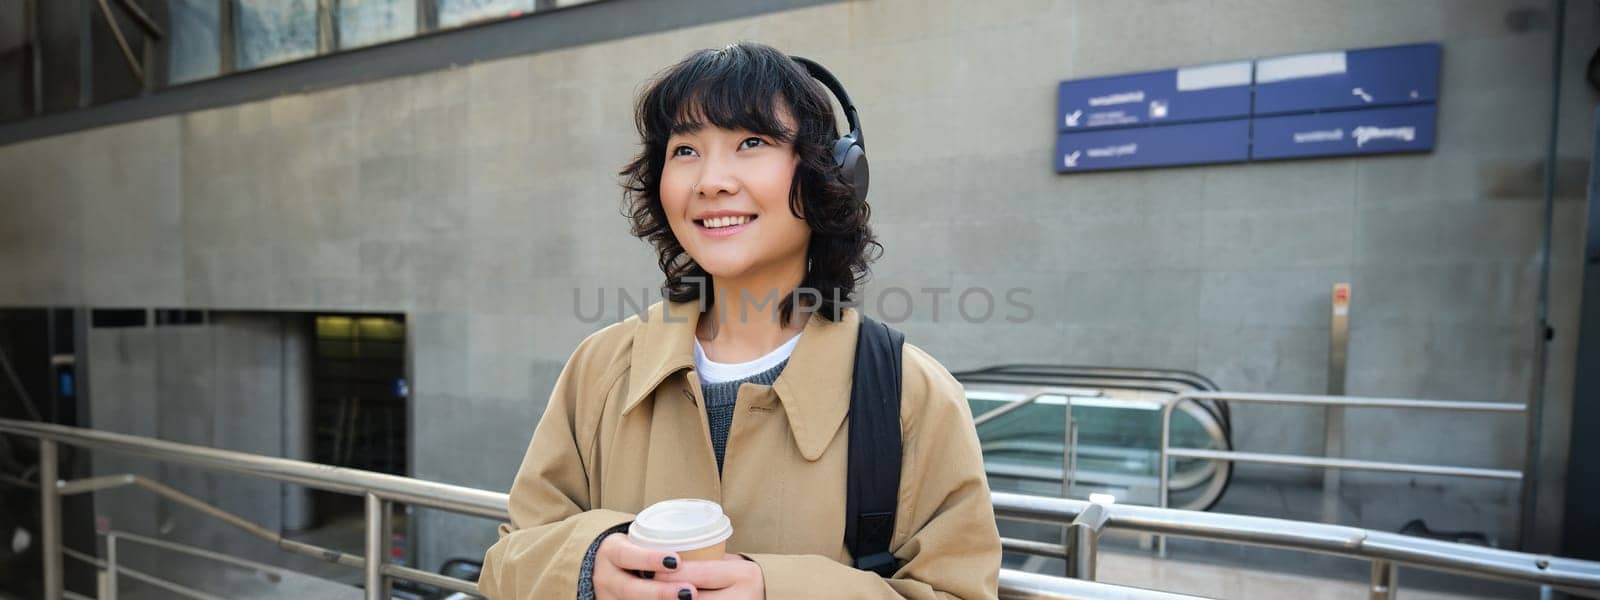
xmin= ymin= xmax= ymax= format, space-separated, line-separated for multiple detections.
xmin=739 ymin=137 xmax=766 ymax=150
xmin=671 ymin=146 xmax=697 ymax=157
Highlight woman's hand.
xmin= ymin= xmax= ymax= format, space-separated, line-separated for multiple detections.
xmin=592 ymin=534 xmax=697 ymax=600
xmin=654 ymin=554 xmax=765 ymax=600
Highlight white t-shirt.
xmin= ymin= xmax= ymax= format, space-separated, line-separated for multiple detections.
xmin=693 ymin=333 xmax=801 ymax=384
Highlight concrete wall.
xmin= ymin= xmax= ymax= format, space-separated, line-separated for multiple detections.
xmin=85 ymin=313 xmax=314 ymax=590
xmin=2 ymin=0 xmax=1596 ymax=569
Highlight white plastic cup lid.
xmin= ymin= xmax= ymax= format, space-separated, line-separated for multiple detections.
xmin=627 ymin=499 xmax=734 ymax=553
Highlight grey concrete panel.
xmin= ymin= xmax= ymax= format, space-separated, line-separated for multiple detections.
xmin=1355 ymin=203 xmax=1545 ymax=266
xmin=1195 ymin=324 xmax=1328 ymax=394
xmin=416 ymin=509 xmax=502 ymax=574
xmin=78 ymin=119 xmax=186 ymax=306
xmin=211 ymin=315 xmax=288 ymax=532
xmin=1196 ymin=269 xmax=1352 ymax=329
xmin=1201 ymin=207 xmax=1356 ymax=270
xmin=1060 ymin=270 xmax=1200 ymax=327
xmin=86 ymin=328 xmax=165 ymax=541
xmin=409 ymin=238 xmax=474 ymax=312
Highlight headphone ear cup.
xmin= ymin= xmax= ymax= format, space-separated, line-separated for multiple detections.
xmin=843 ymin=145 xmax=869 ymax=203
xmin=832 ymin=136 xmax=856 ymax=169
xmin=833 ymin=135 xmax=869 ymax=203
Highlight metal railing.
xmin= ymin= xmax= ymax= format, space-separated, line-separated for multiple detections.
xmin=972 ymin=386 xmax=1096 ymax=501
xmin=88 ymin=529 xmax=318 ymax=600
xmin=9 ymin=409 xmax=1596 ymax=600
xmin=991 ymin=492 xmax=1600 ymax=598
xmin=1157 ymin=391 xmax=1526 ymax=547
xmin=0 ymin=418 xmax=1197 ymax=600
xmin=962 ymin=367 xmax=1235 ymax=513
xmin=1158 ymin=391 xmax=1524 ymax=487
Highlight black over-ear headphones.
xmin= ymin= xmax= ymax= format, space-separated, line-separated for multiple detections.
xmin=790 ymin=56 xmax=869 ymax=204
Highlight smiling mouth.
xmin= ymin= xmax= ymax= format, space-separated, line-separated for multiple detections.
xmin=695 ymin=215 xmax=756 ymax=230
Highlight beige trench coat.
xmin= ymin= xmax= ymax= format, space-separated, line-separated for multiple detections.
xmin=480 ymin=301 xmax=1000 ymax=599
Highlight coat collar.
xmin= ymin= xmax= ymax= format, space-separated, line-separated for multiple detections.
xmin=624 ymin=300 xmax=859 ymax=461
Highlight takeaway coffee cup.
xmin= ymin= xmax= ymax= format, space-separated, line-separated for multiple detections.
xmin=627 ymin=499 xmax=734 ymax=561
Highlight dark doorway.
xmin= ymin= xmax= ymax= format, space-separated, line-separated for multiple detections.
xmin=0 ymin=308 xmax=95 ymax=598
xmin=308 ymin=314 xmax=409 ymax=523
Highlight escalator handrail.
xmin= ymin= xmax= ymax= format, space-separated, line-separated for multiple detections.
xmin=952 ymin=363 xmax=1222 ymax=392
xmin=958 ymin=375 xmax=1232 ymax=437
xmin=963 ymin=379 xmax=1235 ymax=512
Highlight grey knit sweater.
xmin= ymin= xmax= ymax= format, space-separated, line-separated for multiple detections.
xmin=575 ymin=360 xmax=789 ymax=599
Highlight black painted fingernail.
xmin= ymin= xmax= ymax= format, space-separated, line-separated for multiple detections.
xmin=678 ymin=589 xmax=692 ymax=600
xmin=663 ymin=556 xmax=678 ymax=569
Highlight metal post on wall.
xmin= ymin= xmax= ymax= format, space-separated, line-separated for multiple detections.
xmin=218 ymin=0 xmax=236 ymax=76
xmin=78 ymin=0 xmax=94 ymax=108
xmin=1323 ymin=283 xmax=1351 ymax=524
xmin=1561 ymin=108 xmax=1600 ymax=561
xmin=26 ymin=0 xmax=43 ymax=115
xmin=1521 ymin=0 xmax=1568 ymax=553
xmin=416 ymin=0 xmax=437 ymax=34
xmin=317 ymin=0 xmax=337 ymax=54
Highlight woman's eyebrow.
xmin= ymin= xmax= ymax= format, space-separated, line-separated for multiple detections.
xmin=668 ymin=122 xmax=707 ymax=136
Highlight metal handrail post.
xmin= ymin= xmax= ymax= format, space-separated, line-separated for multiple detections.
xmin=1370 ymin=560 xmax=1397 ymax=599
xmin=1066 ymin=502 xmax=1110 ymax=580
xmin=106 ymin=533 xmax=119 ymax=600
xmin=365 ymin=493 xmax=388 ymax=600
xmin=40 ymin=438 xmax=62 ymax=600
xmin=1157 ymin=398 xmax=1174 ymax=558
xmin=1061 ymin=393 xmax=1075 ymax=575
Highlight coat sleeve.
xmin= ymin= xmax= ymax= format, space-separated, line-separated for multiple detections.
xmin=745 ymin=344 xmax=1002 ymax=600
xmin=479 ymin=333 xmax=637 ymax=599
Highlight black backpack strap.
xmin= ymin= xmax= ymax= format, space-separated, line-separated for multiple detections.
xmin=845 ymin=315 xmax=905 ymax=577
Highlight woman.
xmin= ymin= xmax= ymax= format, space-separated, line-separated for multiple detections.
xmin=480 ymin=42 xmax=1000 ymax=599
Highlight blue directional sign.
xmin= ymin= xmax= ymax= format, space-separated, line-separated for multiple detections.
xmin=1252 ymin=104 xmax=1436 ymax=160
xmin=1254 ymin=43 xmax=1440 ymax=115
xmin=1056 ymin=119 xmax=1250 ymax=173
xmin=1053 ymin=42 xmax=1440 ymax=174
xmin=1058 ymin=61 xmax=1252 ymax=131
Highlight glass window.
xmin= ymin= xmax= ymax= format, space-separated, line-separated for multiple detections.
xmin=338 ymin=0 xmax=417 ymax=50
xmin=167 ymin=0 xmax=222 ymax=85
xmin=437 ymin=0 xmax=535 ymax=29
xmin=235 ymin=0 xmax=320 ymax=70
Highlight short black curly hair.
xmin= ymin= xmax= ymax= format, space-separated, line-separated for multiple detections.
xmin=620 ymin=41 xmax=879 ymax=325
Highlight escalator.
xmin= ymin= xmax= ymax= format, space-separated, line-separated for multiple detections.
xmin=957 ymin=365 xmax=1234 ymax=512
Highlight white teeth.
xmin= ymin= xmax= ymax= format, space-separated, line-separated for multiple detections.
xmin=703 ymin=215 xmax=750 ymax=229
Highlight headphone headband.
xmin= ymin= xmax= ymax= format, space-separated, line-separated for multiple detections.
xmin=789 ymin=55 xmax=869 ymax=203
xmin=789 ymin=56 xmax=864 ymax=148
